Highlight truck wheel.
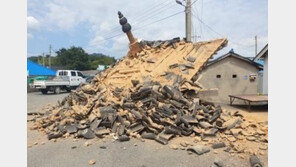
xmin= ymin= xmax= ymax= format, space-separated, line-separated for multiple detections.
xmin=54 ymin=87 xmax=61 ymax=94
xmin=41 ymin=89 xmax=48 ymax=94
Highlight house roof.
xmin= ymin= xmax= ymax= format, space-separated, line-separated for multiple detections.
xmin=207 ymin=51 xmax=263 ymax=70
xmin=27 ymin=59 xmax=56 ymax=76
xmin=253 ymin=44 xmax=268 ymax=61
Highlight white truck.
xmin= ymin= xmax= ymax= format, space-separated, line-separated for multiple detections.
xmin=33 ymin=70 xmax=86 ymax=94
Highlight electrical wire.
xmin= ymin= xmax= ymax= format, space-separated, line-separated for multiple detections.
xmin=100 ymin=0 xmax=173 ymax=38
xmin=99 ymin=10 xmax=184 ymax=43
xmin=133 ymin=10 xmax=184 ymax=32
xmin=132 ymin=2 xmax=177 ymax=28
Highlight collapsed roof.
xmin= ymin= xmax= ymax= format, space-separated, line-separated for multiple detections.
xmin=96 ymin=38 xmax=228 ymax=89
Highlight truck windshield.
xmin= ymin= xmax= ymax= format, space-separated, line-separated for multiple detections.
xmin=77 ymin=72 xmax=84 ymax=77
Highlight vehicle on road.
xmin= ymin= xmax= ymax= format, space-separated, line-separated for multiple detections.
xmin=33 ymin=70 xmax=86 ymax=94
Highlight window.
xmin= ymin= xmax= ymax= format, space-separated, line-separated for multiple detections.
xmin=216 ymin=74 xmax=221 ymax=78
xmin=63 ymin=71 xmax=68 ymax=76
xmin=77 ymin=72 xmax=84 ymax=77
xmin=71 ymin=71 xmax=76 ymax=76
xmin=58 ymin=71 xmax=63 ymax=76
xmin=232 ymin=74 xmax=237 ymax=78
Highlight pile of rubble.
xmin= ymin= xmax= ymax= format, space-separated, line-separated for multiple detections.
xmin=32 ymin=38 xmax=267 ymax=157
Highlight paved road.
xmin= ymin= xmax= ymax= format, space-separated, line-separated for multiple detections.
xmin=27 ymin=92 xmax=267 ymax=167
xmin=27 ymin=92 xmax=70 ymax=113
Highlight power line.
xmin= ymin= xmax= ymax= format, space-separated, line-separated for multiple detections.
xmin=132 ymin=2 xmax=176 ymax=28
xmin=192 ymin=11 xmax=255 ymax=50
xmin=100 ymin=10 xmax=184 ymax=43
xmin=192 ymin=12 xmax=223 ymax=37
xmin=131 ymin=0 xmax=175 ymax=24
xmin=133 ymin=10 xmax=184 ymax=32
xmin=129 ymin=0 xmax=172 ymax=22
xmin=190 ymin=0 xmax=199 ymax=7
xmin=100 ymin=0 xmax=173 ymax=38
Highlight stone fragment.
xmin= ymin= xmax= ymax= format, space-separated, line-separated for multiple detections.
xmin=90 ymin=119 xmax=101 ymax=131
xmin=223 ymin=118 xmax=242 ymax=130
xmin=100 ymin=146 xmax=107 ymax=149
xmin=199 ymin=122 xmax=213 ymax=129
xmin=169 ymin=144 xmax=178 ymax=150
xmin=95 ymin=128 xmax=110 ymax=137
xmin=155 ymin=136 xmax=168 ymax=145
xmin=88 ymin=159 xmax=96 ymax=165
xmin=187 ymin=56 xmax=196 ymax=63
xmin=84 ymin=141 xmax=91 ymax=147
xmin=65 ymin=124 xmax=78 ymax=134
xmin=214 ymin=161 xmax=223 ymax=167
xmin=118 ymin=135 xmax=130 ymax=142
xmin=204 ymin=128 xmax=218 ymax=136
xmin=246 ymin=136 xmax=256 ymax=141
xmin=249 ymin=155 xmax=263 ymax=167
xmin=141 ymin=132 xmax=156 ymax=140
xmin=81 ymin=129 xmax=95 ymax=139
xmin=212 ymin=142 xmax=226 ymax=149
xmin=187 ymin=145 xmax=210 ymax=155
xmin=48 ymin=132 xmax=63 ymax=140
xmin=230 ymin=128 xmax=242 ymax=137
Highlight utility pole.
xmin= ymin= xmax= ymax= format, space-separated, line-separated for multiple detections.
xmin=255 ymin=35 xmax=258 ymax=56
xmin=176 ymin=0 xmax=192 ymax=42
xmin=42 ymin=52 xmax=45 ymax=66
xmin=49 ymin=45 xmax=52 ymax=68
xmin=185 ymin=0 xmax=192 ymax=42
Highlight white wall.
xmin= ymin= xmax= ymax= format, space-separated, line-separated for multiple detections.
xmin=263 ymin=56 xmax=268 ymax=94
xmin=198 ymin=56 xmax=259 ymax=103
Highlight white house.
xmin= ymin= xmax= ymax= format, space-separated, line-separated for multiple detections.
xmin=254 ymin=44 xmax=268 ymax=94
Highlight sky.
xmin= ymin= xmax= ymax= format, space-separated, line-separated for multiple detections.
xmin=27 ymin=0 xmax=268 ymax=59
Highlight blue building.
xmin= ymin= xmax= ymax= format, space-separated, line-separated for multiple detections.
xmin=27 ymin=59 xmax=56 ymax=76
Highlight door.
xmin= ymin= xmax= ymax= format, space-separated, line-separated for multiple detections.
xmin=70 ymin=71 xmax=80 ymax=86
xmin=77 ymin=71 xmax=86 ymax=83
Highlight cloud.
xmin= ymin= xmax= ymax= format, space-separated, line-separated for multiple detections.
xmin=27 ymin=16 xmax=40 ymax=30
xmin=28 ymin=0 xmax=268 ymax=58
xmin=27 ymin=16 xmax=40 ymax=38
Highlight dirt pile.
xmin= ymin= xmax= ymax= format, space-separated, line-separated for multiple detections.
xmin=32 ymin=38 xmax=267 ymax=156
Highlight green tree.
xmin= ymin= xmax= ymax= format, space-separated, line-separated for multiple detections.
xmin=28 ymin=46 xmax=117 ymax=70
xmin=55 ymin=46 xmax=90 ymax=70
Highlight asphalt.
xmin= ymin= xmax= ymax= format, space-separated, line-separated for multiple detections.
xmin=27 ymin=92 xmax=268 ymax=167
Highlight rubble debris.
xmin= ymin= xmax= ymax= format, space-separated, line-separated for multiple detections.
xmin=249 ymin=155 xmax=263 ymax=167
xmin=36 ymin=78 xmax=267 ymax=153
xmin=48 ymin=132 xmax=63 ymax=140
xmin=100 ymin=146 xmax=107 ymax=149
xmin=65 ymin=124 xmax=77 ymax=134
xmin=214 ymin=161 xmax=224 ymax=167
xmin=88 ymin=159 xmax=96 ymax=165
xmin=169 ymin=144 xmax=179 ymax=150
xmin=118 ymin=135 xmax=130 ymax=142
xmin=79 ymin=129 xmax=95 ymax=139
xmin=31 ymin=30 xmax=267 ymax=157
xmin=187 ymin=145 xmax=210 ymax=155
xmin=212 ymin=142 xmax=226 ymax=149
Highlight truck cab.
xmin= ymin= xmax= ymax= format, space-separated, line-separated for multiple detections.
xmin=33 ymin=70 xmax=86 ymax=94
xmin=56 ymin=70 xmax=86 ymax=87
